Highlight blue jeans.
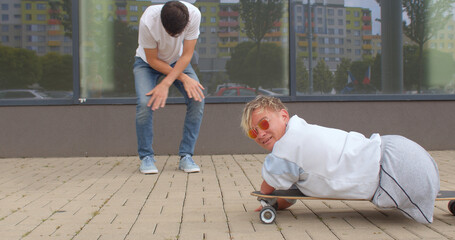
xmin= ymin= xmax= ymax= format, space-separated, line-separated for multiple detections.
xmin=133 ymin=57 xmax=204 ymax=160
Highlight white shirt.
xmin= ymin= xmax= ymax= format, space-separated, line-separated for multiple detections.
xmin=135 ymin=1 xmax=201 ymax=64
xmin=263 ymin=115 xmax=382 ymax=199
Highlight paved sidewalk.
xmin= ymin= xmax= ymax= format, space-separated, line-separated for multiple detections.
xmin=0 ymin=152 xmax=455 ymax=240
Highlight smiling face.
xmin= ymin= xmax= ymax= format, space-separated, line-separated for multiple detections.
xmin=250 ymin=107 xmax=289 ymax=151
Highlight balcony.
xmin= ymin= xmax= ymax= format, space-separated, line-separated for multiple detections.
xmin=218 ymin=32 xmax=239 ymax=37
xmin=298 ymin=41 xmax=318 ymax=47
xmin=48 ymin=30 xmax=62 ymax=35
xmin=48 ymin=19 xmax=61 ymax=25
xmin=48 ymin=40 xmax=61 ymax=46
xmin=362 ymin=15 xmax=371 ymax=22
xmin=218 ymin=52 xmax=231 ymax=58
xmin=362 ymin=25 xmax=372 ymax=31
xmin=219 ymin=11 xmax=239 ymax=17
xmin=362 ymin=35 xmax=373 ymax=40
xmin=116 ymin=9 xmax=127 ymax=15
xmin=218 ymin=42 xmax=238 ymax=48
xmin=362 ymin=44 xmax=372 ymax=50
xmin=48 ymin=9 xmax=61 ymax=14
xmin=219 ymin=21 xmax=239 ymax=27
xmin=298 ymin=51 xmax=318 ymax=58
xmin=304 ymin=22 xmax=315 ymax=27
xmin=265 ymin=32 xmax=282 ymax=37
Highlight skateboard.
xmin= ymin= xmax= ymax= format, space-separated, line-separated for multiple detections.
xmin=251 ymin=189 xmax=455 ymax=224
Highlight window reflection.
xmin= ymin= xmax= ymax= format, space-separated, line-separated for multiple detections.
xmin=195 ymin=0 xmax=290 ymax=97
xmin=1 ymin=0 xmax=454 ymax=101
xmin=0 ymin=0 xmax=73 ymax=99
xmin=79 ymin=0 xmax=289 ymax=98
xmin=295 ymin=0 xmax=455 ymax=95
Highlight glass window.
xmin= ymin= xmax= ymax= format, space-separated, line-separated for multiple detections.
xmin=1 ymin=0 xmax=455 ymax=104
xmin=36 ymin=4 xmax=46 ymax=10
xmin=338 ymin=9 xmax=343 ymax=16
xmin=0 ymin=0 xmax=73 ymax=100
xmin=130 ymin=6 xmax=138 ymax=12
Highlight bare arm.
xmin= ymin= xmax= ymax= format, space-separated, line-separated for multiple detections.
xmin=255 ymin=180 xmax=294 ymax=211
xmin=144 ymin=39 xmax=204 ymax=110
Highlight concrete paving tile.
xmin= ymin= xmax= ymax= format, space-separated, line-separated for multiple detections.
xmin=377 ymin=226 xmax=426 ymax=240
xmin=152 ymin=222 xmax=181 ymax=240
xmin=280 ymin=225 xmax=334 ymax=240
xmin=331 ymin=228 xmax=394 ymax=240
xmin=231 ymin=231 xmax=285 ymax=240
xmin=1 ymin=152 xmax=455 ymax=240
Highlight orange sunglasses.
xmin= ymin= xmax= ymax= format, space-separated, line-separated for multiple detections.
xmin=248 ymin=118 xmax=270 ymax=139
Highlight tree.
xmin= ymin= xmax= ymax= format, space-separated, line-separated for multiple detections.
xmin=371 ymin=53 xmax=382 ymax=91
xmin=0 ymin=45 xmax=41 ymax=89
xmin=226 ymin=42 xmax=256 ymax=84
xmin=296 ymin=57 xmax=309 ymax=93
xmin=39 ymin=52 xmax=73 ymax=90
xmin=350 ymin=59 xmax=376 ymax=93
xmin=334 ymin=58 xmax=351 ymax=92
xmin=113 ymin=19 xmax=138 ymax=97
xmin=226 ymin=42 xmax=285 ymax=89
xmin=424 ymin=49 xmax=455 ymax=90
xmin=235 ymin=0 xmax=285 ymax=90
xmin=402 ymin=0 xmax=454 ymax=92
xmin=403 ymin=45 xmax=419 ymax=91
xmin=238 ymin=0 xmax=284 ymax=50
xmin=313 ymin=59 xmax=333 ymax=94
xmin=49 ymin=0 xmax=72 ymax=38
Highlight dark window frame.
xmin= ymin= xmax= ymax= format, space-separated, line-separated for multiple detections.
xmin=1 ymin=0 xmax=454 ymax=107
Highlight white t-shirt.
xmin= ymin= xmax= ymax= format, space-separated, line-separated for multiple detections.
xmin=263 ymin=115 xmax=382 ymax=199
xmin=135 ymin=1 xmax=201 ymax=64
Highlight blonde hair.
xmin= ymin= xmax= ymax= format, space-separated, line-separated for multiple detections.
xmin=240 ymin=95 xmax=287 ymax=135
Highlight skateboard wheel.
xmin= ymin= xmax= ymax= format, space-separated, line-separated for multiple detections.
xmin=260 ymin=206 xmax=276 ymax=224
xmin=449 ymin=200 xmax=455 ymax=216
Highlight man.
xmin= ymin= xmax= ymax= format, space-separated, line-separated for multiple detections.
xmin=134 ymin=1 xmax=204 ymax=174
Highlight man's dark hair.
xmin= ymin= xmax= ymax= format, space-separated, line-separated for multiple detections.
xmin=161 ymin=1 xmax=189 ymax=37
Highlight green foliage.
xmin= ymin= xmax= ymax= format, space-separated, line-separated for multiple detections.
xmin=402 ymin=0 xmax=454 ymax=46
xmin=402 ymin=0 xmax=455 ymax=92
xmin=113 ymin=19 xmax=137 ymax=97
xmin=351 ymin=59 xmax=373 ymax=83
xmin=424 ymin=49 xmax=455 ymax=89
xmin=334 ymin=58 xmax=351 ymax=91
xmin=226 ymin=42 xmax=285 ymax=89
xmin=403 ymin=45 xmax=420 ymax=90
xmin=226 ymin=42 xmax=256 ymax=84
xmin=238 ymin=0 xmax=284 ymax=45
xmin=296 ymin=57 xmax=309 ymax=93
xmin=371 ymin=53 xmax=381 ymax=91
xmin=0 ymin=45 xmax=42 ymax=89
xmin=40 ymin=52 xmax=73 ymax=90
xmin=49 ymin=0 xmax=72 ymax=38
xmin=313 ymin=59 xmax=333 ymax=93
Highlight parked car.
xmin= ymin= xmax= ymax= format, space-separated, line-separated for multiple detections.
xmin=214 ymin=85 xmax=281 ymax=97
xmin=43 ymin=91 xmax=73 ymax=99
xmin=0 ymin=89 xmax=49 ymax=99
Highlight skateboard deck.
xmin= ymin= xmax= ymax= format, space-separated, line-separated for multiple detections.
xmin=251 ymin=189 xmax=455 ymax=224
xmin=251 ymin=189 xmax=455 ymax=201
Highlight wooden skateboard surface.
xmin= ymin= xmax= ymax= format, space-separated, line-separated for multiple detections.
xmin=251 ymin=189 xmax=455 ymax=201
